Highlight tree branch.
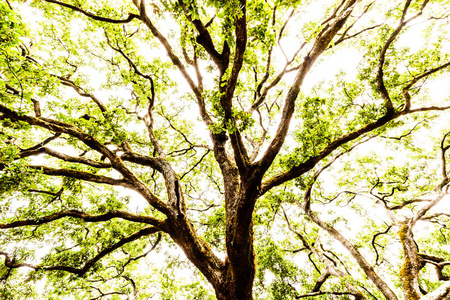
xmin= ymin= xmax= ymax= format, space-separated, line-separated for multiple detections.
xmin=20 ymin=147 xmax=111 ymax=169
xmin=0 ymin=103 xmax=169 ymax=214
xmin=0 ymin=210 xmax=162 ymax=229
xmin=28 ymin=165 xmax=125 ymax=186
xmin=296 ymin=291 xmax=362 ymax=299
xmin=179 ymin=1 xmax=229 ymax=74
xmin=257 ymin=0 xmax=358 ymax=176
xmin=5 ymin=84 xmax=41 ymax=117
xmin=261 ymin=100 xmax=450 ymax=195
xmin=44 ymin=0 xmax=140 ymax=24
xmin=402 ymin=61 xmax=450 ymax=111
xmin=1 ymin=226 xmax=161 ymax=276
xmin=218 ymin=0 xmax=250 ymax=173
xmin=377 ymin=0 xmax=430 ymax=113
xmin=57 ymin=76 xmax=107 ymax=113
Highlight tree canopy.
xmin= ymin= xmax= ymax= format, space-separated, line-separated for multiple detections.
xmin=1 ymin=0 xmax=450 ymax=299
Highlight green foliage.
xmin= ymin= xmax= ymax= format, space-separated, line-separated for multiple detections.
xmin=0 ymin=163 xmax=40 ymax=196
xmin=1 ymin=0 xmax=450 ymax=299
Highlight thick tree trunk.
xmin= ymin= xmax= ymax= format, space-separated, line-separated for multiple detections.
xmin=214 ymin=267 xmax=254 ymax=300
xmin=221 ymin=173 xmax=262 ymax=300
xmin=398 ymin=224 xmax=422 ymax=300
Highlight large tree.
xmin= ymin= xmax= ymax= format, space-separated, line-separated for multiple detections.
xmin=1 ymin=0 xmax=450 ymax=298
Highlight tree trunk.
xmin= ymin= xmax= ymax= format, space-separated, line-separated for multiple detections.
xmin=214 ymin=268 xmax=254 ymax=300
xmin=220 ymin=174 xmax=262 ymax=300
xmin=399 ymin=224 xmax=422 ymax=300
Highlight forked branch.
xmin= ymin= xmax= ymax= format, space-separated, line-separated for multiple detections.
xmin=0 ymin=226 xmax=160 ymax=276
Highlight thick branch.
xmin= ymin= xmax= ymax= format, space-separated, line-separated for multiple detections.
xmin=398 ymin=224 xmax=422 ymax=299
xmin=296 ymin=291 xmax=361 ymax=299
xmin=29 ymin=165 xmax=125 ymax=186
xmin=377 ymin=0 xmax=430 ymax=112
xmin=1 ymin=226 xmax=160 ymax=276
xmin=0 ymin=104 xmax=169 ymax=214
xmin=262 ymin=101 xmax=450 ymax=195
xmin=179 ymin=1 xmax=229 ymax=74
xmin=20 ymin=147 xmax=111 ymax=168
xmin=421 ymin=282 xmax=450 ymax=300
xmin=0 ymin=210 xmax=162 ymax=229
xmin=257 ymin=0 xmax=357 ymax=175
xmin=218 ymin=0 xmax=250 ymax=173
xmin=44 ymin=0 xmax=140 ymax=24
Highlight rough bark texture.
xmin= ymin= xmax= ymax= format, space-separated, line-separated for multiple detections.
xmin=398 ymin=224 xmax=422 ymax=300
xmin=2 ymin=0 xmax=450 ymax=299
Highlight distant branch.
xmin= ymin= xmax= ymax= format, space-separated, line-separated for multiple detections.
xmin=57 ymin=76 xmax=107 ymax=113
xmin=296 ymin=291 xmax=361 ymax=299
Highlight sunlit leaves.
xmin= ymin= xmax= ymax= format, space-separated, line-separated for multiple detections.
xmin=1 ymin=0 xmax=450 ymax=298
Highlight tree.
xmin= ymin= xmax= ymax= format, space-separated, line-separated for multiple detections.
xmin=1 ymin=0 xmax=450 ymax=298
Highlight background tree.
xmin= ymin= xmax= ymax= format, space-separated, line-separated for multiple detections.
xmin=1 ymin=0 xmax=450 ymax=299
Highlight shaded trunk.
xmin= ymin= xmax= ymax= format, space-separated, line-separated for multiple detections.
xmin=221 ymin=171 xmax=262 ymax=300
xmin=214 ymin=264 xmax=254 ymax=300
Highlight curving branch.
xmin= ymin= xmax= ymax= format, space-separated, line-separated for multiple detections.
xmin=20 ymin=147 xmax=111 ymax=169
xmin=0 ymin=210 xmax=162 ymax=229
xmin=377 ymin=0 xmax=430 ymax=113
xmin=283 ymin=207 xmax=365 ymax=297
xmin=372 ymin=225 xmax=393 ymax=266
xmin=402 ymin=61 xmax=450 ymax=111
xmin=135 ymin=0 xmax=207 ymax=123
xmin=103 ymin=30 xmax=166 ymax=157
xmin=0 ymin=103 xmax=169 ymax=215
xmin=257 ymin=0 xmax=358 ymax=176
xmin=28 ymin=165 xmax=126 ymax=186
xmin=44 ymin=0 xmax=140 ymax=24
xmin=293 ymin=136 xmax=399 ymax=299
xmin=302 ymin=193 xmax=398 ymax=299
xmin=57 ymin=76 xmax=107 ymax=113
xmin=10 ymin=138 xmax=169 ymax=176
xmin=135 ymin=0 xmax=236 ymax=183
xmin=261 ymin=102 xmax=450 ymax=195
xmin=0 ymin=226 xmax=160 ymax=276
xmin=391 ymin=131 xmax=450 ymax=299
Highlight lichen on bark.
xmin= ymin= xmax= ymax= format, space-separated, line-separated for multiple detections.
xmin=398 ymin=224 xmax=420 ymax=300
